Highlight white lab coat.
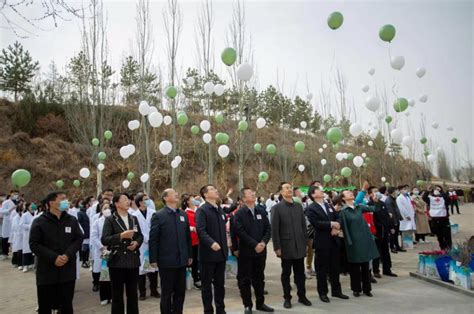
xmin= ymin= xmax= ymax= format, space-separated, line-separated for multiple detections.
xmin=66 ymin=209 xmax=81 ymax=279
xmin=19 ymin=211 xmax=33 ymax=254
xmin=90 ymin=215 xmax=106 ymax=273
xmin=11 ymin=213 xmax=22 ymax=252
xmin=87 ymin=201 xmax=99 ymax=222
xmin=0 ymin=199 xmax=16 ymax=238
xmin=396 ymin=194 xmax=417 ymax=231
xmin=131 ymin=207 xmax=155 ymax=275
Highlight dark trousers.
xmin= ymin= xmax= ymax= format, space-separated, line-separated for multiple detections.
xmin=37 ymin=281 xmax=75 ymax=314
xmin=450 ymin=201 xmax=460 ymax=214
xmin=431 ymin=217 xmax=452 ymax=250
xmin=201 ymin=261 xmax=226 ymax=314
xmin=100 ymin=281 xmax=112 ymax=301
xmin=81 ymin=243 xmax=90 ymax=262
xmin=373 ymin=234 xmax=392 ymax=274
xmin=190 ymin=245 xmax=200 ymax=282
xmin=389 ymin=225 xmax=401 ymax=250
xmin=109 ymin=267 xmax=139 ymax=314
xmin=349 ymin=262 xmax=371 ymax=293
xmin=138 ymin=271 xmax=158 ymax=296
xmin=159 ymin=267 xmax=186 ymax=314
xmin=22 ymin=252 xmax=34 ymax=266
xmin=237 ymin=254 xmax=266 ymax=308
xmin=281 ymin=257 xmax=306 ymax=300
xmin=12 ymin=250 xmax=23 ymax=266
xmin=314 ymin=248 xmax=342 ymax=296
xmin=92 ymin=272 xmax=100 ymax=286
xmin=1 ymin=237 xmax=9 ymax=256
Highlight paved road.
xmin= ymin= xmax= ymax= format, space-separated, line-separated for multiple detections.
xmin=1 ymin=204 xmax=473 ymax=314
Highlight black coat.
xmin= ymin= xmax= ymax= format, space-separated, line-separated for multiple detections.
xmin=305 ymin=201 xmax=341 ymax=250
xmin=29 ymin=211 xmax=84 ymax=286
xmin=369 ymin=200 xmax=391 ymax=237
xmin=232 ymin=205 xmax=271 ymax=257
xmin=196 ymin=202 xmax=228 ymax=263
xmin=149 ymin=207 xmax=192 ymax=268
xmin=77 ymin=209 xmax=90 ymax=239
xmin=101 ymin=211 xmax=143 ymax=269
xmin=385 ymin=196 xmax=402 ymax=226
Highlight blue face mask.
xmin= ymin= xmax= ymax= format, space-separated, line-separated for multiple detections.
xmin=192 ymin=199 xmax=201 ymax=206
xmin=144 ymin=199 xmax=152 ymax=207
xmin=59 ymin=200 xmax=69 ymax=212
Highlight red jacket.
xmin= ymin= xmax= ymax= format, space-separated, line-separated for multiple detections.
xmin=185 ymin=208 xmax=199 ymax=246
xmin=363 ymin=212 xmax=376 ymax=235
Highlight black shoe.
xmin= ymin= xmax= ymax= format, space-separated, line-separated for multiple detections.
xmin=263 ymin=289 xmax=268 ymax=295
xmin=383 ymin=272 xmax=398 ymax=277
xmin=391 ymin=249 xmax=398 ymax=254
xmin=256 ymin=304 xmax=274 ymax=312
xmin=298 ymin=297 xmax=312 ymax=306
xmin=397 ymin=248 xmax=407 ymax=252
xmin=353 ymin=291 xmax=361 ymax=297
xmin=151 ymin=290 xmax=161 ymax=298
xmin=139 ymin=295 xmax=146 ymax=301
xmin=332 ymin=293 xmax=349 ymax=300
xmin=319 ymin=295 xmax=330 ymax=303
xmin=194 ymin=281 xmax=202 ymax=289
xmin=283 ymin=299 xmax=292 ymax=309
xmin=371 ymin=277 xmax=377 ymax=284
xmin=244 ymin=307 xmax=252 ymax=314
xmin=92 ymin=284 xmax=99 ymax=292
xmin=364 ymin=292 xmax=373 ymax=297
xmin=373 ymin=272 xmax=382 ymax=278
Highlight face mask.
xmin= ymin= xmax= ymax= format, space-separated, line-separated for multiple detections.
xmin=413 ymin=190 xmax=419 ymax=195
xmin=144 ymin=199 xmax=152 ymax=207
xmin=31 ymin=203 xmax=37 ymax=211
xmin=103 ymin=208 xmax=112 ymax=217
xmin=59 ymin=200 xmax=69 ymax=212
xmin=375 ymin=192 xmax=383 ymax=200
xmin=395 ymin=190 xmax=400 ymax=196
xmin=433 ymin=190 xmax=440 ymax=196
xmin=12 ymin=195 xmax=19 ymax=201
xmin=192 ymin=199 xmax=201 ymax=206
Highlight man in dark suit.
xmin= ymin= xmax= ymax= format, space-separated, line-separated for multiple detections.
xmin=385 ymin=187 xmax=406 ymax=253
xmin=305 ymin=186 xmax=349 ymax=303
xmin=149 ymin=188 xmax=192 ymax=314
xmin=271 ymin=182 xmax=312 ymax=309
xmin=232 ymin=187 xmax=274 ymax=314
xmin=196 ymin=185 xmax=228 ymax=314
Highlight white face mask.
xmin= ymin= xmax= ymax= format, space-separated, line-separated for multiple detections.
xmin=433 ymin=190 xmax=440 ymax=196
xmin=103 ymin=208 xmax=112 ymax=217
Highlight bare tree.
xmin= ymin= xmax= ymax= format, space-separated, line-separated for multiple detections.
xmin=194 ymin=0 xmax=214 ymax=75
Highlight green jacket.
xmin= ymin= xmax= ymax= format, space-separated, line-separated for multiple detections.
xmin=340 ymin=204 xmax=380 ymax=263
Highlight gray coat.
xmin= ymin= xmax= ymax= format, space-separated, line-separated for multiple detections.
xmin=271 ymin=199 xmax=307 ymax=260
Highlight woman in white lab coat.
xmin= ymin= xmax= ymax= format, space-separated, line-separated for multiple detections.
xmin=10 ymin=207 xmax=22 ymax=269
xmin=90 ymin=202 xmax=112 ymax=305
xmin=20 ymin=203 xmax=35 ymax=271
xmin=396 ymin=186 xmax=417 ymax=247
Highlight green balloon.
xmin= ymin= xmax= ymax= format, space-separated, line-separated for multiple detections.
xmin=365 ymin=157 xmax=371 ymax=162
xmin=451 ymin=138 xmax=458 ymax=144
xmin=385 ymin=116 xmax=393 ymax=124
xmin=166 ymin=86 xmax=178 ymax=99
xmin=335 ymin=175 xmax=341 ymax=181
xmin=56 ymin=180 xmax=64 ymax=188
xmin=362 ymin=162 xmax=368 ymax=168
xmin=326 ymin=127 xmax=343 ymax=144
xmin=385 ymin=182 xmax=391 ymax=187
xmin=104 ymin=130 xmax=112 ymax=140
xmin=254 ymin=143 xmax=262 ymax=153
xmin=91 ymin=138 xmax=100 ymax=146
xmin=347 ymin=153 xmax=354 ymax=161
xmin=11 ymin=169 xmax=31 ymax=188
xmin=393 ymin=98 xmax=408 ymax=113
xmin=327 ymin=11 xmax=344 ymax=30
xmin=98 ymin=152 xmax=107 ymax=161
xmin=379 ymin=24 xmax=396 ymax=42
xmin=323 ymin=174 xmax=332 ymax=183
xmin=215 ymin=132 xmax=229 ymax=145
xmin=424 ymin=151 xmax=430 ymax=157
xmin=127 ymin=172 xmax=135 ymax=180
xmin=266 ymin=144 xmax=277 ymax=155
xmin=420 ymin=137 xmax=428 ymax=144
xmin=73 ymin=180 xmax=80 ymax=187
xmin=238 ymin=120 xmax=248 ymax=132
xmin=341 ymin=167 xmax=352 ymax=178
xmin=258 ymin=171 xmax=269 ymax=183
xmin=294 ymin=141 xmax=305 ymax=153
xmin=215 ymin=113 xmax=224 ymax=124
xmin=416 ymin=180 xmax=425 ymax=186
xmin=177 ymin=112 xmax=188 ymax=126
xmin=191 ymin=125 xmax=200 ymax=135
xmin=221 ymin=47 xmax=237 ymax=66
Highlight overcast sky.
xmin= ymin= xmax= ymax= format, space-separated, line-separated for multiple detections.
xmin=2 ymin=0 xmax=473 ymax=169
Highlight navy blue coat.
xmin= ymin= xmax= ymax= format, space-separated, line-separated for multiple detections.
xmin=305 ymin=201 xmax=341 ymax=250
xmin=196 ymin=202 xmax=228 ymax=263
xmin=232 ymin=205 xmax=271 ymax=257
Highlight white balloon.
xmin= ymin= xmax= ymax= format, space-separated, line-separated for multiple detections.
xmin=306 ymin=93 xmax=313 ymax=101
xmin=128 ymin=120 xmax=140 ymax=131
xmin=97 ymin=163 xmax=105 ymax=171
xmin=447 ymin=126 xmax=454 ymax=131
xmin=391 ymin=129 xmax=403 ymax=144
xmin=300 ymin=121 xmax=307 ymax=129
xmin=365 ymin=95 xmax=381 ymax=112
xmin=402 ymin=135 xmax=413 ymax=147
xmin=408 ymin=99 xmax=415 ymax=107
xmin=127 ymin=144 xmax=136 ymax=156
xmin=171 ymin=159 xmax=179 ymax=169
xmin=186 ymin=77 xmax=195 ymax=85
xmin=236 ymin=63 xmax=253 ymax=81
xmin=349 ymin=123 xmax=363 ymax=137
xmin=139 ymin=100 xmax=150 ymax=116
xmin=159 ymin=140 xmax=173 ymax=155
xmin=200 ymin=120 xmax=211 ymax=132
xmin=174 ymin=155 xmax=182 ymax=164
xmin=148 ymin=106 xmax=158 ymax=114
xmin=203 ymin=81 xmax=215 ymax=95
xmin=203 ymin=133 xmax=212 ymax=144
xmin=390 ymin=56 xmax=405 ymax=70
xmin=148 ymin=112 xmax=163 ymax=128
xmin=120 ymin=146 xmax=129 ymax=159
xmin=369 ymin=129 xmax=379 ymax=139
xmin=368 ymin=140 xmax=374 ymax=146
xmin=214 ymin=84 xmax=225 ymax=96
xmin=336 ymin=153 xmax=344 ymax=161
xmin=437 ymin=146 xmax=443 ymax=152
xmin=416 ymin=67 xmax=426 ymax=78
xmin=432 ymin=122 xmax=439 ymax=129
xmin=322 ymin=144 xmax=328 ymax=149
xmin=361 ymin=153 xmax=367 ymax=158
xmin=140 ymin=173 xmax=150 ymax=183
xmin=122 ymin=180 xmax=130 ymax=188
xmin=368 ymin=68 xmax=375 ymax=76
xmin=163 ymin=115 xmax=172 ymax=126
xmin=381 ymin=177 xmax=386 ymax=182
xmin=376 ymin=112 xmax=385 ymax=120
xmin=362 ymin=85 xmax=370 ymax=93
xmin=318 ymin=148 xmax=324 ymax=153
xmin=427 ymin=154 xmax=436 ymax=162
xmin=298 ymin=164 xmax=305 ymax=172
xmin=256 ymin=117 xmax=266 ymax=129
xmin=321 ymin=159 xmax=327 ymax=166
xmin=419 ymin=94 xmax=428 ymax=103
xmin=79 ymin=167 xmax=90 ymax=179
xmin=353 ymin=156 xmax=364 ymax=168
xmin=218 ymin=145 xmax=230 ymax=158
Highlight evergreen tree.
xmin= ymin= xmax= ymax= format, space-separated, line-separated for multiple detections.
xmin=120 ymin=56 xmax=140 ymax=106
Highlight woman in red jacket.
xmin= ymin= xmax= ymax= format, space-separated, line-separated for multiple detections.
xmin=182 ymin=193 xmax=201 ymax=289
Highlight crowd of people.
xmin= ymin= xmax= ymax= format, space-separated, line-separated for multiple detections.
xmin=0 ymin=180 xmax=462 ymax=314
